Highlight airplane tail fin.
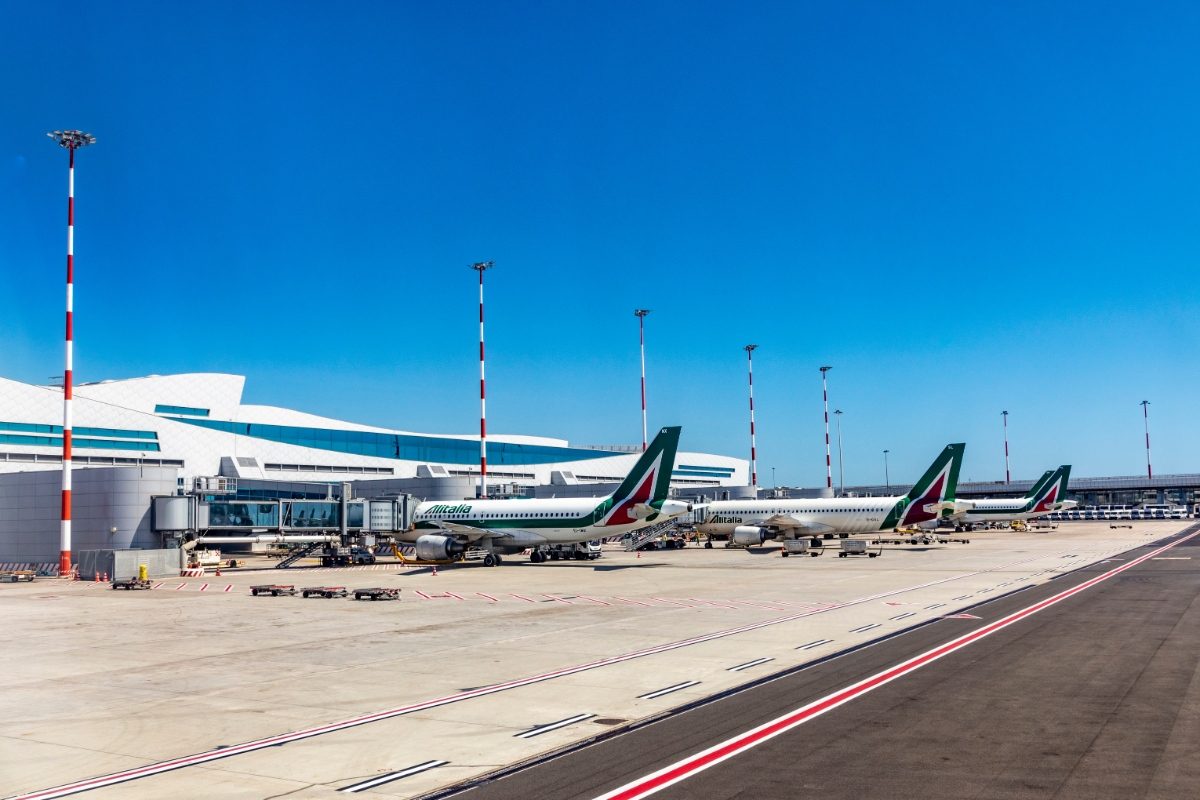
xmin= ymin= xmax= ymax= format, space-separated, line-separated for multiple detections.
xmin=884 ymin=443 xmax=966 ymax=527
xmin=1023 ymin=470 xmax=1055 ymax=501
xmin=1031 ymin=465 xmax=1072 ymax=513
xmin=596 ymin=426 xmax=682 ymax=526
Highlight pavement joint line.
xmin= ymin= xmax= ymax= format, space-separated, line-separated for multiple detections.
xmin=3 ymin=552 xmax=1072 ymax=800
xmin=587 ymin=525 xmax=1200 ymax=800
xmin=338 ymin=760 xmax=450 ymax=793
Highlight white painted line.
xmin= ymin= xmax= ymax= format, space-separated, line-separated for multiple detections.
xmin=849 ymin=623 xmax=881 ymax=633
xmin=517 ymin=713 xmax=595 ymax=739
xmin=728 ymin=657 xmax=774 ymax=672
xmin=924 ymin=603 xmax=946 ymax=610
xmin=614 ymin=596 xmax=652 ymax=607
xmin=889 ymin=612 xmax=916 ymax=621
xmin=796 ymin=639 xmax=834 ymax=651
xmin=339 ymin=760 xmax=449 ymax=792
xmin=590 ymin=529 xmax=1200 ymax=800
xmin=1153 ymin=557 xmax=1191 ymax=560
xmin=639 ymin=681 xmax=702 ymax=700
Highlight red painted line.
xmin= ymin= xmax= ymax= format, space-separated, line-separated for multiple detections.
xmin=173 ymin=583 xmax=186 ymax=591
xmin=690 ymin=598 xmax=740 ymax=609
xmin=730 ymin=599 xmax=785 ymax=610
xmin=476 ymin=592 xmax=498 ymax=602
xmin=510 ymin=594 xmax=535 ymax=603
xmin=614 ymin=596 xmax=652 ymax=607
xmin=579 ymin=596 xmax=612 ymax=606
xmin=444 ymin=591 xmax=465 ymax=600
xmin=223 ymin=585 xmax=232 ymax=593
xmin=414 ymin=590 xmax=432 ymax=599
xmin=10 ymin=554 xmax=1058 ymax=800
xmin=151 ymin=583 xmax=163 ymax=589
xmin=199 ymin=584 xmax=208 ymax=592
xmin=592 ymin=529 xmax=1200 ymax=800
xmin=544 ymin=594 xmax=573 ymax=604
xmin=653 ymin=597 xmax=696 ymax=607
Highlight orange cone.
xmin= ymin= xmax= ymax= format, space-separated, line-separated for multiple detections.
xmin=215 ymin=567 xmax=221 ymax=577
xmin=94 ymin=571 xmax=100 ymax=582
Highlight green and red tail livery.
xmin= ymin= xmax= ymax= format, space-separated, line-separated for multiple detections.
xmin=882 ymin=443 xmax=966 ymax=528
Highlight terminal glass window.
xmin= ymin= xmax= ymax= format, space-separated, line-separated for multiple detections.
xmin=283 ymin=501 xmax=340 ymax=528
xmin=207 ymin=502 xmax=279 ymax=528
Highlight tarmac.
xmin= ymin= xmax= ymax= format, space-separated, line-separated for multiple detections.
xmin=0 ymin=521 xmax=1189 ymax=799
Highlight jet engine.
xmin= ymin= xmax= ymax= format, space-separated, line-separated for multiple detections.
xmin=732 ymin=525 xmax=768 ymax=547
xmin=414 ymin=534 xmax=466 ymax=561
xmin=657 ymin=500 xmax=694 ymax=518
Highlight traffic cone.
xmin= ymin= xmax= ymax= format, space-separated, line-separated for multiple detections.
xmin=215 ymin=567 xmax=221 ymax=577
xmin=432 ymin=565 xmax=438 ymax=576
xmin=102 ymin=571 xmax=108 ymax=581
xmin=94 ymin=571 xmax=100 ymax=582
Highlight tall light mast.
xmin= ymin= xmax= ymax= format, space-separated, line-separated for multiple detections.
xmin=834 ymin=409 xmax=844 ymax=496
xmin=744 ymin=345 xmax=758 ymax=489
xmin=47 ymin=129 xmax=95 ymax=578
xmin=634 ymin=309 xmax=651 ymax=451
xmin=471 ymin=261 xmax=494 ymax=498
xmin=819 ymin=366 xmax=833 ymax=491
xmin=1140 ymin=400 xmax=1153 ymax=479
xmin=1002 ymin=410 xmax=1011 ymax=485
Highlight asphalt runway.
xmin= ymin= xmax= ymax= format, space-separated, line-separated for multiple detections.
xmin=445 ymin=525 xmax=1200 ymax=800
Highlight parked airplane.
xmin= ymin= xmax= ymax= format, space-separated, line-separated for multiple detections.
xmin=951 ymin=465 xmax=1074 ymax=531
xmin=696 ymin=443 xmax=966 ymax=547
xmin=401 ymin=426 xmax=689 ymax=565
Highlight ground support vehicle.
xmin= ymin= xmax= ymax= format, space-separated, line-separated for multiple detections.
xmin=321 ymin=546 xmax=376 ymax=567
xmin=302 ymin=586 xmax=349 ymax=598
xmin=536 ymin=541 xmax=603 ymax=562
xmin=251 ymin=584 xmax=297 ymax=596
xmin=839 ymin=539 xmax=880 ymax=558
xmin=111 ymin=578 xmax=153 ymax=590
xmin=0 ymin=570 xmax=36 ymax=583
xmin=353 ymin=587 xmax=400 ymax=601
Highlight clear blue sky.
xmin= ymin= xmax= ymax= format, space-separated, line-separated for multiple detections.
xmin=2 ymin=1 xmax=1198 ymax=486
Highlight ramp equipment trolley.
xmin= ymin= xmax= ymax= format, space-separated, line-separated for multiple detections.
xmin=250 ymin=584 xmax=298 ymax=596
xmin=353 ymin=587 xmax=400 ymax=601
xmin=302 ymin=586 xmax=349 ymax=599
xmin=838 ymin=539 xmax=881 ymax=558
xmin=111 ymin=578 xmax=153 ymax=590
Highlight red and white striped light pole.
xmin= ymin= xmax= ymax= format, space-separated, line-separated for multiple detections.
xmin=635 ymin=309 xmax=651 ymax=451
xmin=471 ymin=261 xmax=494 ymax=498
xmin=1140 ymin=400 xmax=1152 ymax=479
xmin=1002 ymin=410 xmax=1011 ymax=484
xmin=745 ymin=345 xmax=758 ymax=489
xmin=48 ymin=130 xmax=94 ymax=578
xmin=819 ymin=366 xmax=833 ymax=491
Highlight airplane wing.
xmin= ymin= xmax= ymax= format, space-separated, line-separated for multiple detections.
xmin=761 ymin=514 xmax=836 ymax=537
xmin=433 ymin=521 xmax=507 ymax=540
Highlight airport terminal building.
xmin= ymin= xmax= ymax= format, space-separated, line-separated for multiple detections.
xmin=0 ymin=373 xmax=746 ymax=567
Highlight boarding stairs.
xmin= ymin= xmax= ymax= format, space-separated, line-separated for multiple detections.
xmin=275 ymin=541 xmax=325 ymax=569
xmin=624 ymin=519 xmax=680 ymax=551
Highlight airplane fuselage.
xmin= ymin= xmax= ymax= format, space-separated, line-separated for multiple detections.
xmin=698 ymin=497 xmax=903 ymax=538
xmin=406 ymin=497 xmax=684 ymax=546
